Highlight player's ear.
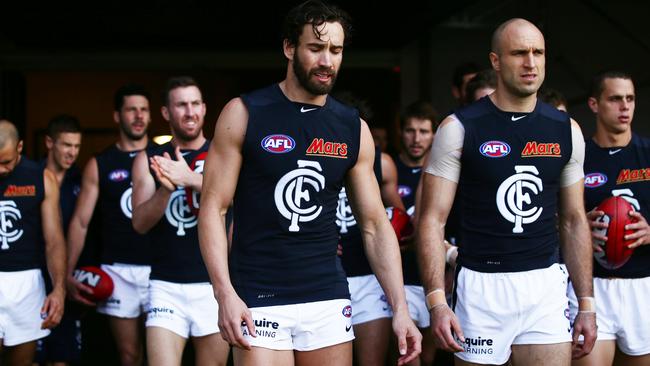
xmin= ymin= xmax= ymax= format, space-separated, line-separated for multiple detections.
xmin=113 ymin=110 xmax=120 ymax=124
xmin=161 ymin=106 xmax=170 ymax=122
xmin=587 ymin=97 xmax=599 ymax=114
xmin=45 ymin=135 xmax=54 ymax=150
xmin=17 ymin=140 xmax=23 ymax=154
xmin=283 ymin=39 xmax=295 ymax=61
xmin=489 ymin=52 xmax=500 ymax=72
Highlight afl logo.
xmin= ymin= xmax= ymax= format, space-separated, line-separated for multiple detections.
xmin=336 ymin=188 xmax=356 ymax=234
xmin=480 ymin=141 xmax=511 ymax=158
xmin=342 ymin=305 xmax=352 ymax=318
xmin=109 ymin=169 xmax=129 ymax=182
xmin=496 ymin=165 xmax=543 ymax=233
xmin=274 ymin=160 xmax=325 ymax=232
xmin=398 ymin=185 xmax=412 ymax=198
xmin=0 ymin=200 xmax=23 ymax=250
xmin=585 ymin=173 xmax=607 ymax=188
xmin=261 ymin=134 xmax=295 ymax=154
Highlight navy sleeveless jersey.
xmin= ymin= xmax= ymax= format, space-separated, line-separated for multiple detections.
xmin=96 ymin=144 xmax=151 ymax=265
xmin=584 ymin=134 xmax=650 ymax=278
xmin=456 ymin=97 xmax=572 ymax=272
xmin=338 ymin=146 xmax=382 ymax=277
xmin=147 ymin=140 xmax=210 ymax=283
xmin=233 ymin=84 xmax=360 ymax=307
xmin=0 ymin=157 xmax=45 ymax=271
xmin=39 ymin=160 xmax=80 ymax=232
xmin=394 ymin=156 xmax=422 ymax=285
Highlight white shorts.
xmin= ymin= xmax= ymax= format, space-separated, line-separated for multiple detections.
xmin=146 ymin=280 xmax=219 ymax=338
xmin=97 ymin=263 xmax=150 ymax=318
xmin=0 ymin=269 xmax=50 ymax=346
xmin=568 ymin=276 xmax=650 ymax=356
xmin=405 ymin=285 xmax=430 ymax=328
xmin=454 ymin=263 xmax=572 ymax=365
xmin=242 ymin=299 xmax=355 ymax=351
xmin=347 ymin=275 xmax=391 ymax=325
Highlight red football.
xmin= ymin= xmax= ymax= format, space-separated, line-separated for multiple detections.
xmin=185 ymin=152 xmax=207 ymax=215
xmin=73 ymin=266 xmax=114 ymax=302
xmin=592 ymin=196 xmax=637 ymax=269
xmin=386 ymin=207 xmax=414 ymax=243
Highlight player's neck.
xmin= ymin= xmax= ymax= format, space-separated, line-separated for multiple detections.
xmin=398 ymin=152 xmax=423 ymax=168
xmin=593 ymin=126 xmax=632 ymax=148
xmin=490 ymin=88 xmax=537 ymax=113
xmin=171 ymin=133 xmax=206 ymax=151
xmin=45 ymin=156 xmax=66 ymax=186
xmin=279 ymin=78 xmax=327 ymax=106
xmin=116 ymin=134 xmax=149 ymax=152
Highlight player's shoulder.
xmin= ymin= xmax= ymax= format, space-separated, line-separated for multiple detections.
xmin=537 ymin=100 xmax=570 ymax=124
xmin=241 ymin=84 xmax=283 ymax=108
xmin=454 ymin=96 xmax=492 ymax=122
xmin=631 ymin=133 xmax=650 ymax=149
xmin=19 ymin=156 xmax=42 ymax=173
xmin=324 ymin=95 xmax=360 ymax=123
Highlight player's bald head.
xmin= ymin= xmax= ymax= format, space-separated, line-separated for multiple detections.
xmin=491 ymin=18 xmax=544 ymax=55
xmin=0 ymin=120 xmax=20 ymax=150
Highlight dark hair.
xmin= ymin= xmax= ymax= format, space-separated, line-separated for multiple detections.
xmin=538 ymin=88 xmax=567 ymax=108
xmin=113 ymin=83 xmax=150 ymax=112
xmin=282 ymin=0 xmax=352 ymax=47
xmin=590 ymin=71 xmax=633 ymax=99
xmin=400 ymin=101 xmax=438 ymax=131
xmin=452 ymin=62 xmax=481 ymax=89
xmin=331 ymin=91 xmax=373 ymax=121
xmin=46 ymin=114 xmax=81 ymax=139
xmin=465 ymin=69 xmax=497 ymax=103
xmin=162 ymin=76 xmax=200 ymax=106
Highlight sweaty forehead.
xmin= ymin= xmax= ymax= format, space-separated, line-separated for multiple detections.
xmin=300 ymin=22 xmax=344 ymax=46
xmin=500 ymin=23 xmax=545 ymax=51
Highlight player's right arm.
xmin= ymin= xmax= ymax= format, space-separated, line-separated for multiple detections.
xmin=66 ymin=157 xmax=100 ymax=305
xmin=380 ymin=152 xmax=405 ymax=210
xmin=131 ymin=150 xmax=172 ymax=234
xmin=198 ymin=97 xmax=255 ymax=350
xmin=416 ymin=116 xmax=465 ymax=352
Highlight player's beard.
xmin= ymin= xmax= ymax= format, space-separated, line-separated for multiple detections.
xmin=293 ymin=51 xmax=338 ymax=96
xmin=170 ymin=119 xmax=202 ymax=142
xmin=119 ymin=119 xmax=148 ymax=141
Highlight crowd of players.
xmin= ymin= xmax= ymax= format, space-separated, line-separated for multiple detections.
xmin=0 ymin=1 xmax=648 ymax=366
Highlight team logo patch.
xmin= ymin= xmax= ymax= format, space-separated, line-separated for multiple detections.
xmin=336 ymin=188 xmax=356 ymax=234
xmin=521 ymin=141 xmax=562 ymax=157
xmin=109 ymin=169 xmax=129 ymax=182
xmin=3 ymin=185 xmax=36 ymax=197
xmin=306 ymin=138 xmax=348 ymax=159
xmin=479 ymin=141 xmax=510 ymax=158
xmin=274 ymin=160 xmax=325 ymax=232
xmin=342 ymin=305 xmax=352 ymax=318
xmin=0 ymin=200 xmax=23 ymax=249
xmin=585 ymin=173 xmax=607 ymax=188
xmin=261 ymin=134 xmax=295 ymax=154
xmin=496 ymin=165 xmax=543 ymax=233
xmin=398 ymin=185 xmax=412 ymax=197
xmin=616 ymin=168 xmax=650 ymax=184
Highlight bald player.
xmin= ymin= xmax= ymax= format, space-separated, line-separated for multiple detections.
xmin=417 ymin=19 xmax=597 ymax=365
xmin=0 ymin=120 xmax=66 ymax=364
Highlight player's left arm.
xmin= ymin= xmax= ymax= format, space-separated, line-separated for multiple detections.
xmin=379 ymin=152 xmax=405 ymax=210
xmin=558 ymin=119 xmax=596 ymax=359
xmin=152 ymin=146 xmax=203 ymax=191
xmin=624 ymin=210 xmax=650 ymax=248
xmin=346 ymin=120 xmax=421 ymax=365
xmin=40 ymin=168 xmax=66 ymax=329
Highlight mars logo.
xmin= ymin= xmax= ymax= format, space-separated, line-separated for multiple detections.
xmin=274 ymin=160 xmax=325 ymax=232
xmin=480 ymin=141 xmax=511 ymax=158
xmin=109 ymin=169 xmax=129 ymax=182
xmin=120 ymin=187 xmax=133 ymax=219
xmin=585 ymin=173 xmax=607 ymax=188
xmin=398 ymin=185 xmax=412 ymax=198
xmin=336 ymin=188 xmax=356 ymax=234
xmin=496 ymin=165 xmax=543 ymax=233
xmin=0 ymin=200 xmax=23 ymax=250
xmin=261 ymin=134 xmax=295 ymax=154
xmin=342 ymin=305 xmax=352 ymax=318
xmin=165 ymin=189 xmax=196 ymax=236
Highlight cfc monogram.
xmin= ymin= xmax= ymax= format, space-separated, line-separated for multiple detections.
xmin=274 ymin=160 xmax=325 ymax=232
xmin=165 ymin=189 xmax=197 ymax=236
xmin=336 ymin=188 xmax=356 ymax=234
xmin=0 ymin=200 xmax=23 ymax=250
xmin=496 ymin=165 xmax=543 ymax=233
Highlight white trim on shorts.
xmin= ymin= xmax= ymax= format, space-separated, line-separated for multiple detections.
xmin=242 ymin=299 xmax=355 ymax=351
xmin=0 ymin=269 xmax=50 ymax=346
xmin=146 ymin=280 xmax=219 ymax=338
xmin=97 ymin=263 xmax=151 ymax=318
xmin=454 ymin=263 xmax=572 ymax=365
xmin=347 ymin=275 xmax=391 ymax=325
xmin=568 ymin=276 xmax=650 ymax=356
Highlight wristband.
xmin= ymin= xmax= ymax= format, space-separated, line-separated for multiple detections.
xmin=425 ymin=288 xmax=446 ymax=311
xmin=578 ymin=296 xmax=595 ymax=313
xmin=445 ymin=245 xmax=458 ymax=264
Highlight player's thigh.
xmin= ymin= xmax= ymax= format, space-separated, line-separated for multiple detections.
xmin=511 ymin=342 xmax=570 ymax=366
xmin=192 ymin=332 xmax=230 ymax=366
xmin=353 ymin=318 xmax=391 ymax=366
xmin=454 ymin=357 xmax=501 ymax=366
xmin=146 ymin=326 xmax=186 ymax=366
xmin=295 ymin=341 xmax=352 ymax=366
xmin=419 ymin=326 xmax=436 ymax=366
xmin=108 ymin=315 xmax=143 ymax=351
xmin=233 ymin=347 xmax=294 ymax=366
xmin=3 ymin=341 xmax=37 ymax=366
xmin=571 ymin=340 xmax=615 ymax=366
xmin=613 ymin=348 xmax=650 ymax=366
